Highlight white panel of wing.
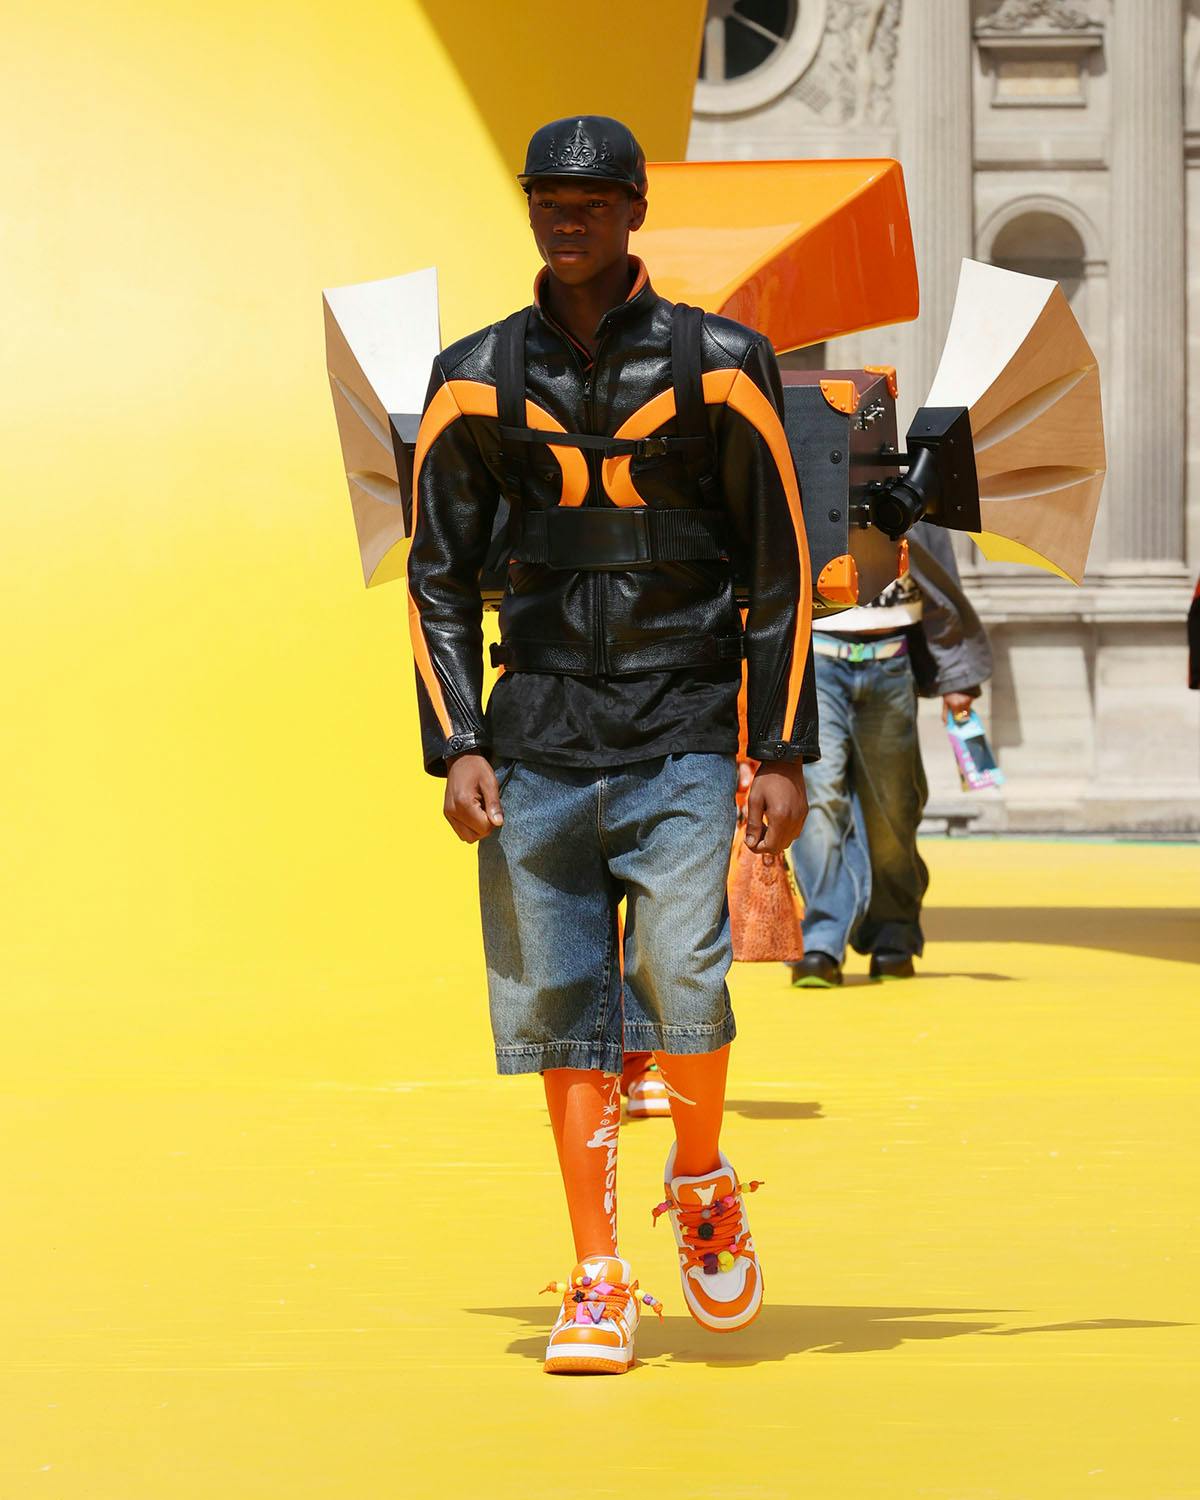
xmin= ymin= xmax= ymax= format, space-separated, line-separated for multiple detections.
xmin=323 ymin=266 xmax=441 ymax=416
xmin=925 ymin=259 xmax=1056 ymax=412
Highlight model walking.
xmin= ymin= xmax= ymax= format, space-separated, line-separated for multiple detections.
xmin=407 ymin=116 xmax=816 ymax=1372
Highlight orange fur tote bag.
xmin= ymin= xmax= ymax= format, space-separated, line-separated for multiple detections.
xmin=727 ymin=780 xmax=805 ymax=963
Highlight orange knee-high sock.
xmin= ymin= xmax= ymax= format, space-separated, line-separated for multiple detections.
xmin=542 ymin=1069 xmax=621 ymax=1260
xmin=653 ymin=1043 xmax=731 ymax=1178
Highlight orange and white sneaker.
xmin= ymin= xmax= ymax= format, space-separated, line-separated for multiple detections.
xmin=654 ymin=1146 xmax=764 ymax=1332
xmin=540 ymin=1256 xmax=663 ymax=1375
xmin=622 ymin=1055 xmax=672 ymax=1119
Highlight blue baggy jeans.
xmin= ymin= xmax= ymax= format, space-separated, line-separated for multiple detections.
xmin=478 ymin=753 xmax=739 ymax=1075
xmin=790 ymin=651 xmax=929 ymax=961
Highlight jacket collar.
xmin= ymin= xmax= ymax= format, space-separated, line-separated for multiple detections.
xmin=532 ymin=256 xmax=655 ymax=353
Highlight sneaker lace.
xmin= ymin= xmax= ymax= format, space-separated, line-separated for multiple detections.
xmin=539 ymin=1274 xmax=663 ymax=1324
xmin=651 ymin=1179 xmax=764 ymax=1271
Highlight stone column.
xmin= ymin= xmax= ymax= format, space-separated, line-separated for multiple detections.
xmin=893 ymin=0 xmax=975 ymax=430
xmin=1108 ymin=0 xmax=1187 ymax=565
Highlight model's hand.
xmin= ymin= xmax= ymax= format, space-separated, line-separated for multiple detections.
xmin=444 ymin=753 xmax=504 ymax=843
xmin=942 ymin=691 xmax=975 ymax=722
xmin=745 ymin=760 xmax=808 ymax=854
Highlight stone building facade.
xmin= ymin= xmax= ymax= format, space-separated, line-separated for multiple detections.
xmin=689 ymin=0 xmax=1200 ymax=832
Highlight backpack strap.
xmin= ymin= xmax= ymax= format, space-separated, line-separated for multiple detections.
xmin=495 ymin=307 xmax=531 ymax=503
xmin=671 ymin=303 xmax=718 ymax=502
xmin=493 ymin=303 xmax=716 ymax=493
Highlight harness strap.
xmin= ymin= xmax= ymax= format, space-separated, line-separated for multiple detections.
xmin=490 ymin=301 xmax=725 ymax=584
xmin=671 ymin=303 xmax=718 ymax=501
xmin=510 ymin=507 xmax=726 ymax=570
xmin=513 ymin=507 xmax=728 ymax=569
xmin=490 ymin=633 xmax=745 ymax=670
xmin=496 ymin=307 xmax=531 ymax=503
xmin=494 ymin=301 xmax=719 ymax=491
xmin=497 ymin=426 xmax=710 ymax=458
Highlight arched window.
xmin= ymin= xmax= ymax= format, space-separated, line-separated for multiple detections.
xmin=700 ymin=0 xmax=799 ymax=82
xmin=989 ymin=210 xmax=1087 ymax=307
xmin=694 ymin=0 xmax=827 ymax=115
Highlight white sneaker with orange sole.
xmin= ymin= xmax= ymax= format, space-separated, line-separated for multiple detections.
xmin=540 ymin=1256 xmax=663 ymax=1375
xmin=654 ymin=1147 xmax=764 ymax=1332
xmin=623 ymin=1058 xmax=672 ymax=1119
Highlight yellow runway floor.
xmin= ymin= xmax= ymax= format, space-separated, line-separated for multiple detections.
xmin=4 ymin=841 xmax=1198 ymax=1499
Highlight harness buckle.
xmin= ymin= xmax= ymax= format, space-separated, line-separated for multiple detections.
xmin=635 ymin=436 xmax=670 ymax=459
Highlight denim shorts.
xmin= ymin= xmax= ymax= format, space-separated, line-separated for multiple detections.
xmin=477 ymin=753 xmax=739 ymax=1075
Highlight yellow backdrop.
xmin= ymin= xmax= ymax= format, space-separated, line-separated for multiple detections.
xmin=1 ymin=1 xmax=704 ymax=1007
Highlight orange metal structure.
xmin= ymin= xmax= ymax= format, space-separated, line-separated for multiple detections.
xmin=865 ymin=363 xmax=899 ymax=399
xmin=816 ymin=554 xmax=861 ymax=608
xmin=819 ymin=379 xmax=861 ymax=415
xmin=639 ymin=159 xmax=919 ymax=353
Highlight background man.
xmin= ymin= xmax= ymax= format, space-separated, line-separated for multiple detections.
xmin=790 ymin=523 xmax=992 ymax=986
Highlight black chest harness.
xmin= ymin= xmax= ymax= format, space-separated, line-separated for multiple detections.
xmin=493 ymin=302 xmax=731 ymax=572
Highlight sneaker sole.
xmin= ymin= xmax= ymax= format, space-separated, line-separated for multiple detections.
xmin=681 ymin=1273 xmax=764 ymax=1333
xmin=625 ymin=1101 xmax=672 ymax=1118
xmin=792 ymin=974 xmax=840 ymax=988
xmin=686 ymin=1297 xmax=764 ymax=1335
xmin=544 ymin=1350 xmax=632 ymax=1375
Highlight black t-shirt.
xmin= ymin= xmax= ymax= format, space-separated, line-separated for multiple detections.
xmin=487 ymin=666 xmax=741 ymax=768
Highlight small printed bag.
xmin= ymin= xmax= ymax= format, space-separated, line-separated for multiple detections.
xmin=727 ymin=773 xmax=805 ymax=963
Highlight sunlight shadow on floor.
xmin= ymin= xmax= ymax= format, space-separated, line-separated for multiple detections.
xmin=983 ymin=1318 xmax=1189 ymax=1337
xmin=723 ymin=1099 xmax=823 ymax=1120
xmin=468 ymin=1302 xmax=1189 ymax=1369
xmin=832 ymin=972 xmax=1014 ymax=987
xmin=924 ymin=906 xmax=1199 ymax=964
xmin=914 ymin=971 xmax=1016 ymax=983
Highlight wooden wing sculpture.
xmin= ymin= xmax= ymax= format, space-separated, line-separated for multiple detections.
xmin=323 ymin=267 xmax=440 ymax=588
xmin=923 ymin=258 xmax=1106 ymax=583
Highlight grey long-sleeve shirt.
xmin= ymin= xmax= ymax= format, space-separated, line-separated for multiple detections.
xmin=905 ymin=523 xmax=993 ymax=699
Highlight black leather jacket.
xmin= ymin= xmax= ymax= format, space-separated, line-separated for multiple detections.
xmin=407 ymin=263 xmax=816 ymax=774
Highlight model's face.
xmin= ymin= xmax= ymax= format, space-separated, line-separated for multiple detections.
xmin=527 ymin=179 xmax=647 ymax=286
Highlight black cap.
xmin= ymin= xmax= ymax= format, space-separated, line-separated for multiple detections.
xmin=518 ymin=116 xmax=647 ymax=197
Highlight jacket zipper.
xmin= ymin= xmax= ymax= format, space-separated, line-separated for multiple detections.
xmin=584 ymin=329 xmax=613 ymax=676
xmin=545 ymin=313 xmax=613 ymax=677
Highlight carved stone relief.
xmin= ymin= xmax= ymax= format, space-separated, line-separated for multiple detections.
xmin=975 ymin=0 xmax=1097 ymax=32
xmin=975 ymin=0 xmax=1104 ymax=112
xmin=793 ymin=0 xmax=900 ymax=125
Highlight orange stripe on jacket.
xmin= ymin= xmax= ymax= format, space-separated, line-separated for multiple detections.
xmin=407 ymin=382 xmax=461 ymax=738
xmin=726 ymin=369 xmax=812 ymax=745
xmin=412 ymin=379 xmax=587 ymax=502
xmin=407 ymin=378 xmax=589 ymax=738
xmin=601 ymin=370 xmax=737 ymax=508
xmin=601 ymin=367 xmax=811 ymax=743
